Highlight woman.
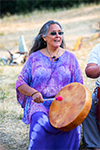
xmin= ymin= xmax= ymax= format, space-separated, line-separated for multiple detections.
xmin=83 ymin=43 xmax=100 ymax=150
xmin=16 ymin=20 xmax=83 ymax=150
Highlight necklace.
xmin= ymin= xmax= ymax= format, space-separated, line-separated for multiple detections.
xmin=47 ymin=49 xmax=59 ymax=60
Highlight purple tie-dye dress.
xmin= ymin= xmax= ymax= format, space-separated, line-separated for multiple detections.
xmin=16 ymin=50 xmax=83 ymax=150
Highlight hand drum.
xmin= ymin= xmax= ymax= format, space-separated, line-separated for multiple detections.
xmin=49 ymin=82 xmax=92 ymax=131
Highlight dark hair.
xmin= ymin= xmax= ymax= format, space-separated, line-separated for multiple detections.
xmin=29 ymin=20 xmax=66 ymax=55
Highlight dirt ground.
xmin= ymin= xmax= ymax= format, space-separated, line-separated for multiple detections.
xmin=0 ymin=4 xmax=100 ymax=150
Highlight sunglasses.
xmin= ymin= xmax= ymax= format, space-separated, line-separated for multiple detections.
xmin=50 ymin=31 xmax=64 ymax=36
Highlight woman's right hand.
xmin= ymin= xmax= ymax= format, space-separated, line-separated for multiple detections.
xmin=32 ymin=92 xmax=44 ymax=103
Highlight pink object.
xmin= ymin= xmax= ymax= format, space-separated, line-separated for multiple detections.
xmin=55 ymin=96 xmax=63 ymax=101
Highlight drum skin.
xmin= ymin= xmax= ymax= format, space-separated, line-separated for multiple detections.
xmin=49 ymin=82 xmax=92 ymax=132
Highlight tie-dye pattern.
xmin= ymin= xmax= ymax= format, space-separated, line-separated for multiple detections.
xmin=16 ymin=50 xmax=83 ymax=124
xmin=28 ymin=112 xmax=81 ymax=150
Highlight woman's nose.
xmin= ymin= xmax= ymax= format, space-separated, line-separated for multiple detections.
xmin=55 ymin=33 xmax=59 ymax=37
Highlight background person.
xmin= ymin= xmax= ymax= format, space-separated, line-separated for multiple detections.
xmin=83 ymin=43 xmax=100 ymax=150
xmin=16 ymin=20 xmax=83 ymax=150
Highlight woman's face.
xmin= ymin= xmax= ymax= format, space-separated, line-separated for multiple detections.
xmin=44 ymin=24 xmax=63 ymax=49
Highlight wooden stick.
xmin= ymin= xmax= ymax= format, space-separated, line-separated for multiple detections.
xmin=44 ymin=96 xmax=63 ymax=101
xmin=44 ymin=98 xmax=54 ymax=101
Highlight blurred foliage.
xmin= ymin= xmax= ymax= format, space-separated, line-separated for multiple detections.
xmin=0 ymin=0 xmax=100 ymax=17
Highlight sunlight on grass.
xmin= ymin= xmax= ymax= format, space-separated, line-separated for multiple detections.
xmin=0 ymin=4 xmax=100 ymax=150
